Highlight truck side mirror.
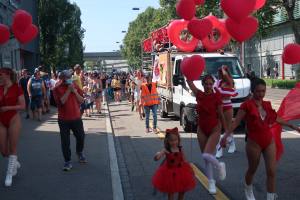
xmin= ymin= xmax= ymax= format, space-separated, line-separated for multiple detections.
xmin=173 ymin=75 xmax=184 ymax=86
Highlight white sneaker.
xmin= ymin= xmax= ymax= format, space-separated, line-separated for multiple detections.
xmin=208 ymin=179 xmax=217 ymax=194
xmin=228 ymin=138 xmax=236 ymax=153
xmin=5 ymin=174 xmax=12 ymax=187
xmin=267 ymin=193 xmax=278 ymax=200
xmin=218 ymin=162 xmax=226 ymax=181
xmin=244 ymin=183 xmax=256 ymax=200
xmin=216 ymin=147 xmax=223 ymax=158
xmin=5 ymin=155 xmax=17 ymax=187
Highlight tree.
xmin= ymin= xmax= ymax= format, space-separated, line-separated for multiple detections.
xmin=282 ymin=0 xmax=300 ymax=44
xmin=38 ymin=0 xmax=85 ymax=73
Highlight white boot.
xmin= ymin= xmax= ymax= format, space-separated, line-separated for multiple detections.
xmin=244 ymin=183 xmax=256 ymax=200
xmin=5 ymin=155 xmax=17 ymax=187
xmin=267 ymin=193 xmax=278 ymax=200
xmin=227 ymin=136 xmax=236 ymax=153
xmin=13 ymin=160 xmax=21 ymax=176
xmin=208 ymin=179 xmax=217 ymax=194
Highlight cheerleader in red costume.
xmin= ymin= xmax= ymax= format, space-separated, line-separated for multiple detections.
xmin=0 ymin=68 xmax=25 ymax=187
xmin=152 ymin=127 xmax=196 ymax=200
xmin=221 ymin=78 xmax=300 ymax=200
xmin=215 ymin=65 xmax=238 ymax=158
xmin=186 ymin=75 xmax=227 ymax=195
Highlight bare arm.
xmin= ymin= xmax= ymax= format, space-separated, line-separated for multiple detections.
xmin=60 ymin=88 xmax=72 ymax=105
xmin=27 ymin=79 xmax=32 ymax=97
xmin=277 ymin=117 xmax=300 ymax=132
xmin=221 ymin=109 xmax=246 ymax=147
xmin=42 ymin=81 xmax=46 ymax=98
xmin=186 ymin=80 xmax=199 ymax=96
xmin=154 ymin=149 xmax=168 ymax=161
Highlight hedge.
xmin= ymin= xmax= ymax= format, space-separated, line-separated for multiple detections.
xmin=263 ymin=78 xmax=298 ymax=89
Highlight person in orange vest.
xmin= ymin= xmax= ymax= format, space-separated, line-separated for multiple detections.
xmin=140 ymin=73 xmax=160 ymax=133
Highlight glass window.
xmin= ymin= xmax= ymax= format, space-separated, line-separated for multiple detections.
xmin=202 ymin=57 xmax=244 ymax=79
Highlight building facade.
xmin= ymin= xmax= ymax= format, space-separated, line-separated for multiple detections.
xmin=0 ymin=0 xmax=39 ymax=72
xmin=244 ymin=1 xmax=300 ymax=79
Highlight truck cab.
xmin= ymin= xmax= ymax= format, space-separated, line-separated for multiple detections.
xmin=159 ymin=52 xmax=251 ymax=132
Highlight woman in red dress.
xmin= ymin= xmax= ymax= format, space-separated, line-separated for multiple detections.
xmin=0 ymin=68 xmax=25 ymax=187
xmin=221 ymin=78 xmax=300 ymax=200
xmin=152 ymin=127 xmax=196 ymax=200
xmin=187 ymin=75 xmax=227 ymax=195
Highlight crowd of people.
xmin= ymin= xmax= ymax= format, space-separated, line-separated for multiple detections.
xmin=1 ymin=63 xmax=300 ymax=200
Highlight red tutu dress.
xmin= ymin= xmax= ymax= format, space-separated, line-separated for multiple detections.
xmin=152 ymin=149 xmax=196 ymax=193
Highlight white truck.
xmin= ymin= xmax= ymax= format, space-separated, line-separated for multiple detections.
xmin=155 ymin=51 xmax=251 ymax=132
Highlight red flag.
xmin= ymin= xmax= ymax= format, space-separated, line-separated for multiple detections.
xmin=271 ymin=83 xmax=300 ymax=160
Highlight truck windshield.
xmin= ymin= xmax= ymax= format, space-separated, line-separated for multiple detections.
xmin=201 ymin=57 xmax=244 ymax=79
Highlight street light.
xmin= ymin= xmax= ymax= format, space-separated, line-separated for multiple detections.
xmin=121 ymin=31 xmax=126 ymax=33
xmin=116 ymin=41 xmax=120 ymax=44
xmin=132 ymin=7 xmax=140 ymax=10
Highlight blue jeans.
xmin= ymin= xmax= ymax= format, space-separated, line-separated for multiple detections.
xmin=144 ymin=104 xmax=158 ymax=129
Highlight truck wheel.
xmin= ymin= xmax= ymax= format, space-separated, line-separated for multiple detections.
xmin=180 ymin=108 xmax=192 ymax=132
xmin=160 ymin=101 xmax=168 ymax=118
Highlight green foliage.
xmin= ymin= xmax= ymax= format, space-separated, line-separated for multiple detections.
xmin=38 ymin=0 xmax=85 ymax=72
xmin=264 ymin=78 xmax=298 ymax=89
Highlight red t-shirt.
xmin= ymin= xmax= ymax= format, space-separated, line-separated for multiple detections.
xmin=0 ymin=83 xmax=23 ymax=118
xmin=53 ymin=83 xmax=83 ymax=121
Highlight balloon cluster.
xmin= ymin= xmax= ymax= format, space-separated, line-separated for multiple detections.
xmin=0 ymin=9 xmax=39 ymax=45
xmin=173 ymin=0 xmax=267 ymax=80
xmin=168 ymin=0 xmax=266 ymax=53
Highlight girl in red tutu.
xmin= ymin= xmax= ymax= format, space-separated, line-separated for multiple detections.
xmin=221 ymin=78 xmax=300 ymax=200
xmin=152 ymin=127 xmax=196 ymax=200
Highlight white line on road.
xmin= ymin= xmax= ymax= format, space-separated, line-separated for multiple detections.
xmin=105 ymin=105 xmax=124 ymax=200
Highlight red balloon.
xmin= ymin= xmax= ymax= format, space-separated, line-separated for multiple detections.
xmin=282 ymin=44 xmax=300 ymax=65
xmin=225 ymin=16 xmax=258 ymax=42
xmin=176 ymin=0 xmax=196 ymax=20
xmin=221 ymin=0 xmax=256 ymax=23
xmin=194 ymin=0 xmax=205 ymax=5
xmin=201 ymin=16 xmax=231 ymax=52
xmin=12 ymin=9 xmax=32 ymax=33
xmin=180 ymin=55 xmax=206 ymax=81
xmin=188 ymin=18 xmax=213 ymax=40
xmin=167 ymin=19 xmax=199 ymax=52
xmin=0 ymin=24 xmax=10 ymax=45
xmin=255 ymin=0 xmax=266 ymax=10
xmin=14 ymin=24 xmax=38 ymax=44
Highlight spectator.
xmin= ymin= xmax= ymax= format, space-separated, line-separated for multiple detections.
xmin=140 ymin=73 xmax=160 ymax=133
xmin=111 ymin=75 xmax=121 ymax=103
xmin=53 ymin=70 xmax=87 ymax=171
xmin=27 ymin=68 xmax=46 ymax=121
xmin=73 ymin=64 xmax=84 ymax=90
xmin=273 ymin=64 xmax=279 ymax=79
xmin=266 ymin=66 xmax=271 ymax=78
xmin=18 ymin=69 xmax=30 ymax=119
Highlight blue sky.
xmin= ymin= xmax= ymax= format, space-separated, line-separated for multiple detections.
xmin=71 ymin=0 xmax=160 ymax=53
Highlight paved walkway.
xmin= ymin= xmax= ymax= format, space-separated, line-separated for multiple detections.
xmin=0 ymin=109 xmax=113 ymax=200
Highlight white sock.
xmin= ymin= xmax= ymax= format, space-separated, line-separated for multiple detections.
xmin=203 ymin=153 xmax=221 ymax=169
xmin=205 ymin=160 xmax=213 ymax=180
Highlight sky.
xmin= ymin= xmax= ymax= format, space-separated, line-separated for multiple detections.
xmin=71 ymin=0 xmax=160 ymax=53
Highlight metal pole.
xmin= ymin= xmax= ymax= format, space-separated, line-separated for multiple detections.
xmin=282 ymin=35 xmax=285 ymax=80
xmin=260 ymin=38 xmax=263 ymax=78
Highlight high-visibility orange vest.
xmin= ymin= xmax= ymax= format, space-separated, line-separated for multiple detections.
xmin=141 ymin=83 xmax=160 ymax=106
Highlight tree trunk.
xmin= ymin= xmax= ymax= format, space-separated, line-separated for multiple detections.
xmin=283 ymin=0 xmax=300 ymax=44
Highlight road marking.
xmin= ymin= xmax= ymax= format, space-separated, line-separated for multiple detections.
xmin=150 ymin=124 xmax=230 ymax=200
xmin=190 ymin=164 xmax=230 ymax=200
xmin=105 ymin=104 xmax=124 ymax=200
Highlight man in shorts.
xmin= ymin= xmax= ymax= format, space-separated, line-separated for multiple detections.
xmin=27 ymin=68 xmax=46 ymax=121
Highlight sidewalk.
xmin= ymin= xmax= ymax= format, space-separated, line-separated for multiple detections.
xmin=0 ymin=109 xmax=113 ymax=200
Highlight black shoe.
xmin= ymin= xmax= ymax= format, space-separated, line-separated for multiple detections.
xmin=131 ymin=105 xmax=135 ymax=111
xmin=63 ymin=161 xmax=73 ymax=171
xmin=142 ymin=113 xmax=145 ymax=118
xmin=77 ymin=153 xmax=87 ymax=163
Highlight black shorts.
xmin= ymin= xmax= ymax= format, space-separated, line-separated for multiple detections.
xmin=114 ymin=88 xmax=121 ymax=92
xmin=30 ymin=96 xmax=43 ymax=111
